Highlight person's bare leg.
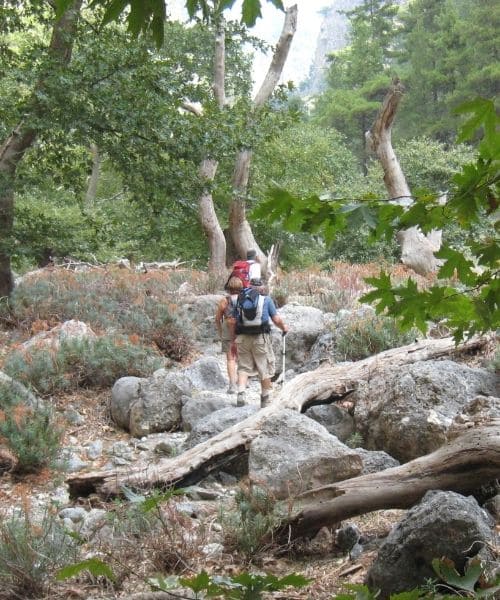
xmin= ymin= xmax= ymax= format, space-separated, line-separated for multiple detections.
xmin=237 ymin=371 xmax=249 ymax=406
xmin=226 ymin=351 xmax=237 ymax=393
xmin=260 ymin=377 xmax=272 ymax=408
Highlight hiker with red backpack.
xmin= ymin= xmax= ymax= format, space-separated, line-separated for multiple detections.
xmin=225 ymin=249 xmax=261 ymax=290
xmin=234 ymin=283 xmax=288 ymax=409
xmin=215 ymin=276 xmax=243 ymax=394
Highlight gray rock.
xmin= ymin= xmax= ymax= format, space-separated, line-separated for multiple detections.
xmin=335 ymin=523 xmax=361 ymax=553
xmin=182 ymin=357 xmax=226 ymax=391
xmin=354 ymin=448 xmax=400 ymax=474
xmin=367 ymin=490 xmax=496 ymax=598
xmin=181 ymin=391 xmax=233 ymax=431
xmin=59 ymin=507 xmax=87 ymax=523
xmin=249 ymin=409 xmax=362 ymax=498
xmin=484 ymin=494 xmax=500 ymax=519
xmin=129 ymin=370 xmax=192 ymax=437
xmin=110 ymin=376 xmax=144 ymax=430
xmin=305 ymin=404 xmax=354 ymax=442
xmin=85 ymin=440 xmax=103 ymax=460
xmin=353 ymin=360 xmax=498 ymax=462
xmin=64 ymin=407 xmax=85 ymax=426
xmin=186 ymin=406 xmax=259 ymax=450
xmin=179 ymin=294 xmax=222 ymax=341
xmin=271 ymin=304 xmax=328 ymax=372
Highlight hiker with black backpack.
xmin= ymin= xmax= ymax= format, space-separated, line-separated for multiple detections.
xmin=215 ymin=276 xmax=243 ymax=394
xmin=234 ymin=283 xmax=288 ymax=409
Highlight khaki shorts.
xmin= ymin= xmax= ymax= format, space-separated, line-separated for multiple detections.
xmin=236 ymin=333 xmax=275 ymax=380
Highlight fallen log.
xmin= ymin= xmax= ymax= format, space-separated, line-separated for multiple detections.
xmin=278 ymin=421 xmax=500 ymax=542
xmin=66 ymin=335 xmax=492 ymax=498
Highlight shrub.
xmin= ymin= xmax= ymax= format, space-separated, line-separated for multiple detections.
xmin=6 ymin=270 xmax=196 ymax=360
xmin=335 ymin=314 xmax=420 ymax=361
xmin=0 ymin=506 xmax=79 ymax=599
xmin=3 ymin=335 xmax=163 ymax=396
xmin=0 ymin=404 xmax=63 ymax=474
xmin=222 ymin=480 xmax=285 ymax=560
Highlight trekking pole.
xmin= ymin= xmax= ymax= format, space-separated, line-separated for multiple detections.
xmin=281 ymin=331 xmax=286 ymax=386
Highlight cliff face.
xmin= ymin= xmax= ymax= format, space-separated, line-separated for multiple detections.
xmin=304 ymin=0 xmax=405 ymax=95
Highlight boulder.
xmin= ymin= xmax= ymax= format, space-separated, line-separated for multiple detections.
xmin=248 ymin=409 xmax=362 ymax=499
xmin=354 ymin=448 xmax=400 ymax=474
xmin=129 ymin=370 xmax=192 ymax=437
xmin=182 ymin=357 xmax=226 ymax=391
xmin=353 ymin=360 xmax=498 ymax=462
xmin=185 ymin=405 xmax=259 ymax=477
xmin=181 ymin=391 xmax=234 ymax=432
xmin=271 ymin=304 xmax=328 ymax=373
xmin=22 ymin=319 xmax=96 ymax=350
xmin=305 ymin=404 xmax=355 ymax=442
xmin=367 ymin=490 xmax=496 ymax=598
xmin=185 ymin=406 xmax=258 ymax=450
xmin=110 ymin=376 xmax=144 ymax=430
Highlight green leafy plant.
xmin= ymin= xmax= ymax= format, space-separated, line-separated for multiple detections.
xmin=149 ymin=569 xmax=309 ymax=599
xmin=0 ymin=507 xmax=79 ymax=599
xmin=3 ymin=335 xmax=163 ymax=396
xmin=254 ymin=98 xmax=499 ymax=342
xmin=345 ymin=431 xmax=364 ymax=449
xmin=221 ymin=480 xmax=285 ymax=560
xmin=0 ymin=404 xmax=63 ymax=473
xmin=334 ymin=314 xmax=419 ymax=361
xmin=332 ymin=558 xmax=500 ymax=599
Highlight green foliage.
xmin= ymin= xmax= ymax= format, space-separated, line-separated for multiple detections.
xmin=3 ymin=335 xmax=163 ymax=396
xmin=258 ymin=98 xmax=499 ymax=341
xmin=0 ymin=507 xmax=79 ymax=598
xmin=150 ymin=569 xmax=309 ymax=599
xmin=332 ymin=557 xmax=500 ymax=598
xmin=222 ymin=480 xmax=285 ymax=560
xmin=0 ymin=403 xmax=63 ymax=473
xmin=55 ymin=0 xmax=285 ymax=46
xmin=56 ymin=557 xmax=115 ymax=583
xmin=334 ymin=313 xmax=419 ymax=362
xmin=345 ymin=432 xmax=364 ymax=449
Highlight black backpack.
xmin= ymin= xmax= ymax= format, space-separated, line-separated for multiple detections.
xmin=235 ymin=288 xmax=270 ymax=334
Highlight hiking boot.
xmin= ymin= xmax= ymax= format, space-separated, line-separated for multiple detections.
xmin=236 ymin=392 xmax=246 ymax=407
xmin=227 ymin=383 xmax=237 ymax=394
xmin=260 ymin=394 xmax=271 ymax=408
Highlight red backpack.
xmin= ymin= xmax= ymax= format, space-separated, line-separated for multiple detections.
xmin=226 ymin=260 xmax=251 ymax=288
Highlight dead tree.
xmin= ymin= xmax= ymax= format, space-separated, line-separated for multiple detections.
xmin=228 ymin=5 xmax=298 ymax=273
xmin=278 ymin=421 xmax=500 ymax=541
xmin=66 ymin=335 xmax=491 ymax=499
xmin=366 ymin=80 xmax=442 ymax=276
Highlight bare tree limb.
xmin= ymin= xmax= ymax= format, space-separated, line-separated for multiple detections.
xmin=66 ymin=335 xmax=491 ymax=499
xmin=278 ymin=421 xmax=500 ymax=541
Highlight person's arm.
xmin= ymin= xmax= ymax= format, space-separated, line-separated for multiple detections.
xmin=271 ymin=314 xmax=288 ymax=334
xmin=267 ymin=297 xmax=288 ymax=334
xmin=215 ymin=299 xmax=226 ymax=338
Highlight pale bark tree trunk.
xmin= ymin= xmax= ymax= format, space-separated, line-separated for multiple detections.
xmin=84 ymin=143 xmax=100 ymax=207
xmin=228 ymin=5 xmax=298 ymax=271
xmin=0 ymin=1 xmax=82 ymax=297
xmin=66 ymin=335 xmax=491 ymax=499
xmin=366 ymin=80 xmax=442 ymax=276
xmin=279 ymin=422 xmax=500 ymax=541
xmin=197 ymin=19 xmax=227 ymax=279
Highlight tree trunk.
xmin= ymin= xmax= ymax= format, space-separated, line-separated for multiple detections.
xmin=199 ymin=159 xmax=226 ymax=279
xmin=85 ymin=143 xmax=100 ymax=207
xmin=228 ymin=5 xmax=298 ymax=270
xmin=197 ymin=19 xmax=227 ymax=278
xmin=0 ymin=1 xmax=82 ymax=298
xmin=278 ymin=422 xmax=500 ymax=541
xmin=366 ymin=79 xmax=442 ymax=276
xmin=66 ymin=335 xmax=491 ymax=499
